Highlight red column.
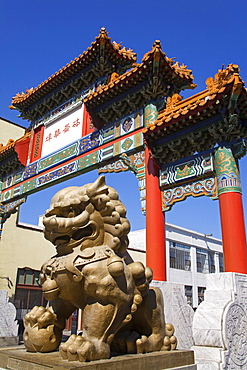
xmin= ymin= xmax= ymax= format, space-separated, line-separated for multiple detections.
xmin=219 ymin=192 xmax=247 ymax=273
xmin=145 ymin=147 xmax=166 ymax=281
xmin=215 ymin=146 xmax=247 ymax=273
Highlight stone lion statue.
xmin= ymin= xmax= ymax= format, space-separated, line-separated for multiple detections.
xmin=23 ymin=176 xmax=176 ymax=362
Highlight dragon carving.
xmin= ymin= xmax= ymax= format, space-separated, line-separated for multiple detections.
xmin=23 ymin=176 xmax=176 ymax=362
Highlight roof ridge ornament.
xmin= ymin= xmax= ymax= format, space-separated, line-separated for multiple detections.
xmin=0 ymin=139 xmax=15 ymax=153
xmin=206 ymin=64 xmax=243 ymax=94
xmin=143 ymin=41 xmax=194 ymax=82
xmin=142 ymin=40 xmax=165 ymax=62
xmin=165 ymin=93 xmax=183 ymax=112
xmin=152 ymin=40 xmax=162 ymax=49
xmin=98 ymin=27 xmax=109 ymax=38
xmin=172 ymin=62 xmax=194 ymax=80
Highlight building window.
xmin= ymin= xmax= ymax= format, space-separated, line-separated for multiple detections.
xmin=196 ymin=248 xmax=215 ymax=273
xmin=169 ymin=241 xmax=191 ymax=271
xmin=17 ymin=268 xmax=40 ymax=286
xmin=219 ymin=253 xmax=224 ymax=272
xmin=198 ymin=287 xmax=206 ymax=304
xmin=14 ymin=268 xmax=46 ymax=321
xmin=185 ymin=285 xmax=193 ymax=307
xmin=208 ymin=251 xmax=215 ymax=273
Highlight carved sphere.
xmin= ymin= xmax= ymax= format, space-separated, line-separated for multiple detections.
xmin=42 ymin=278 xmax=60 ymax=301
xmin=131 ymin=303 xmax=137 ymax=313
xmin=24 ymin=324 xmax=61 ymax=353
xmin=165 ymin=323 xmax=175 ymax=337
xmin=133 ymin=294 xmax=143 ymax=306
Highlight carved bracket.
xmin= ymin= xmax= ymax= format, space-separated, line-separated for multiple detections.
xmin=0 ymin=198 xmax=26 ymax=237
xmin=162 ymin=177 xmax=218 ymax=211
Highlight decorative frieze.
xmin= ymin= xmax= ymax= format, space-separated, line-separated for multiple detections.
xmin=98 ymin=159 xmax=129 ymax=173
xmin=23 ymin=162 xmax=38 ymax=180
xmin=98 ymin=151 xmax=145 ymax=177
xmin=79 ymin=131 xmax=100 ymax=154
xmin=77 ymin=152 xmax=98 ymax=170
xmin=0 ymin=198 xmax=25 ymax=214
xmin=162 ymin=177 xmax=218 ymax=211
xmin=160 ymin=154 xmax=214 ymax=188
xmin=1 ymin=133 xmax=144 ymax=202
xmin=99 ymin=145 xmax=114 ymax=162
xmin=36 ymin=162 xmax=77 ymax=187
xmin=132 ymin=151 xmax=145 ymax=179
xmin=1 ymin=110 xmax=144 ymax=200
xmin=39 ymin=143 xmax=78 ymax=171
xmin=22 ymin=180 xmax=36 ymax=194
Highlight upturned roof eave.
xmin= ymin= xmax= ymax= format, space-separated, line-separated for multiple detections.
xmin=10 ymin=28 xmax=137 ymax=110
xmin=143 ymin=66 xmax=245 ymax=138
xmin=84 ymin=55 xmax=194 ymax=109
xmin=143 ymin=91 xmax=229 ymax=139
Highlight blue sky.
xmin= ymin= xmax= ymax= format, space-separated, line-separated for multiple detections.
xmin=1 ymin=0 xmax=247 ymax=238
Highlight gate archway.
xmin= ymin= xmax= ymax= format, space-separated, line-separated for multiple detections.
xmin=1 ymin=29 xmax=247 ymax=281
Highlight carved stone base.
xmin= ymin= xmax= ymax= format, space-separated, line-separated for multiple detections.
xmin=0 ymin=290 xmax=18 ymax=338
xmin=0 ymin=336 xmax=18 ymax=347
xmin=0 ymin=346 xmax=195 ymax=370
xmin=193 ymin=272 xmax=247 ymax=369
xmin=151 ymin=281 xmax=195 ymax=350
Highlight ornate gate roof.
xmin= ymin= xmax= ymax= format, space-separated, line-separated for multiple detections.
xmin=143 ymin=64 xmax=247 ymax=165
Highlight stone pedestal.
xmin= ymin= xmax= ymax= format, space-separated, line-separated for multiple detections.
xmin=192 ymin=272 xmax=247 ymax=369
xmin=0 ymin=290 xmax=18 ymax=347
xmin=152 ymin=281 xmax=195 ymax=350
xmin=0 ymin=346 xmax=196 ymax=370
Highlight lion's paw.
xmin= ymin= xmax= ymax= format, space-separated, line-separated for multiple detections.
xmin=112 ymin=330 xmax=163 ymax=354
xmin=24 ymin=306 xmax=57 ymax=329
xmin=60 ymin=334 xmax=110 ymax=362
xmin=161 ymin=324 xmax=177 ymax=351
xmin=136 ymin=333 xmax=164 ymax=354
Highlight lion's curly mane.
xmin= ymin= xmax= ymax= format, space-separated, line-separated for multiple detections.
xmin=44 ymin=176 xmax=130 ymax=254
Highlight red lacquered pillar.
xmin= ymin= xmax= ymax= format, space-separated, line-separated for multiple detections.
xmin=215 ymin=147 xmax=247 ymax=273
xmin=145 ymin=147 xmax=166 ymax=281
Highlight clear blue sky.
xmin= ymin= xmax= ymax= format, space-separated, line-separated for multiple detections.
xmin=1 ymin=0 xmax=247 ymax=239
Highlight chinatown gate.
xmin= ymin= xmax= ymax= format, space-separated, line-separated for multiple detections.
xmin=1 ymin=28 xmax=247 ymax=285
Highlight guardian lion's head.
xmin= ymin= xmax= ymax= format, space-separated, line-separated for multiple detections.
xmin=43 ymin=176 xmax=130 ymax=256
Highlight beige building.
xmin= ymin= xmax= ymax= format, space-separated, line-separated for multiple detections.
xmin=0 ymin=117 xmax=25 ymax=146
xmin=0 ymin=118 xmax=54 ymax=319
xmin=0 ymin=212 xmax=54 ymax=314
